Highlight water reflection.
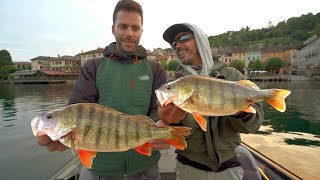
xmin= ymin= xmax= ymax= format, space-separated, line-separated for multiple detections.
xmin=0 ymin=83 xmax=75 ymax=180
xmin=255 ymin=81 xmax=320 ymax=146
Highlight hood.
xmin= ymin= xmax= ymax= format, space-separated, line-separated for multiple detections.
xmin=103 ymin=42 xmax=147 ymax=62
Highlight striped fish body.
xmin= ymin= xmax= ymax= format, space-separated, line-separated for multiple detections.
xmin=31 ymin=103 xmax=191 ymax=169
xmin=155 ymin=75 xmax=291 ymax=131
xmin=62 ymin=103 xmax=169 ymax=151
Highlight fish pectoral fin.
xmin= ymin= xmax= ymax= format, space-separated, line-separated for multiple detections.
xmin=236 ymin=80 xmax=259 ymax=90
xmin=78 ymin=150 xmax=97 ymax=169
xmin=192 ymin=113 xmax=207 ymax=131
xmin=242 ymin=106 xmax=256 ymax=113
xmin=134 ymin=142 xmax=151 ymax=156
xmin=70 ymin=132 xmax=76 ymax=155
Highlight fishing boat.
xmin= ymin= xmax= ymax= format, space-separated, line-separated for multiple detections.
xmin=48 ymin=143 xmax=302 ymax=180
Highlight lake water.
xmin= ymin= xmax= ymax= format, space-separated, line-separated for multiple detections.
xmin=0 ymin=80 xmax=319 ymax=180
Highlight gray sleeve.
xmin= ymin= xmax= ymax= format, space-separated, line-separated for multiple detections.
xmin=147 ymin=60 xmax=167 ymax=121
xmin=68 ymin=58 xmax=103 ymax=105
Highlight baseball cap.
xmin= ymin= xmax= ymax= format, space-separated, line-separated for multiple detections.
xmin=163 ymin=24 xmax=193 ymax=44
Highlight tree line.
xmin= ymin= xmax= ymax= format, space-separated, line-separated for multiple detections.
xmin=208 ymin=12 xmax=320 ymax=47
xmin=229 ymin=58 xmax=284 ymax=74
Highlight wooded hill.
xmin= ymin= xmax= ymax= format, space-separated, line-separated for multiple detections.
xmin=208 ymin=12 xmax=320 ymax=47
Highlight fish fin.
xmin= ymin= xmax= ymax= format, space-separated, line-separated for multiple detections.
xmin=266 ymin=89 xmax=291 ymax=112
xmin=236 ymin=80 xmax=259 ymax=90
xmin=165 ymin=127 xmax=192 ymax=150
xmin=134 ymin=142 xmax=152 ymax=156
xmin=70 ymin=133 xmax=76 ymax=155
xmin=192 ymin=114 xmax=207 ymax=131
xmin=77 ymin=150 xmax=96 ymax=169
xmin=242 ymin=106 xmax=256 ymax=113
xmin=131 ymin=115 xmax=156 ymax=127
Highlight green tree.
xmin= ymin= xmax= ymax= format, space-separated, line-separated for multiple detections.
xmin=248 ymin=60 xmax=264 ymax=71
xmin=229 ymin=59 xmax=244 ymax=72
xmin=160 ymin=60 xmax=168 ymax=71
xmin=264 ymin=57 xmax=284 ymax=74
xmin=0 ymin=65 xmax=15 ymax=80
xmin=0 ymin=49 xmax=13 ymax=67
xmin=167 ymin=60 xmax=179 ymax=71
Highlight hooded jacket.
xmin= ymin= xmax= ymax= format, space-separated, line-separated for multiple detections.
xmin=170 ymin=23 xmax=264 ymax=171
xmin=68 ymin=43 xmax=167 ymax=176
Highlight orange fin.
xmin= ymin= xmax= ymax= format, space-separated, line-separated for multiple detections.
xmin=266 ymin=89 xmax=291 ymax=112
xmin=134 ymin=142 xmax=152 ymax=156
xmin=165 ymin=127 xmax=192 ymax=150
xmin=192 ymin=114 xmax=207 ymax=131
xmin=236 ymin=80 xmax=259 ymax=90
xmin=78 ymin=150 xmax=96 ymax=169
xmin=242 ymin=106 xmax=256 ymax=113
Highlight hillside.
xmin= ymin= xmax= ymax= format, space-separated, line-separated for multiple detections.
xmin=208 ymin=12 xmax=320 ymax=47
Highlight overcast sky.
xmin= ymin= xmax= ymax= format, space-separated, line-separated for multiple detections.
xmin=1 ymin=0 xmax=319 ymax=62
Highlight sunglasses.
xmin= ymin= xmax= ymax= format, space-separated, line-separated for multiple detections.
xmin=172 ymin=33 xmax=194 ymax=49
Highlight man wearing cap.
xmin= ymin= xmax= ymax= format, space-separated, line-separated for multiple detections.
xmin=157 ymin=23 xmax=264 ymax=180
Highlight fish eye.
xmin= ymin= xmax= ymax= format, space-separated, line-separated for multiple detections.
xmin=166 ymin=84 xmax=171 ymax=90
xmin=46 ymin=112 xmax=53 ymax=119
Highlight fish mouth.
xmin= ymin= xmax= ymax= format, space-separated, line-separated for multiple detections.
xmin=31 ymin=114 xmax=74 ymax=140
xmin=31 ymin=115 xmax=45 ymax=137
xmin=155 ymin=89 xmax=171 ymax=107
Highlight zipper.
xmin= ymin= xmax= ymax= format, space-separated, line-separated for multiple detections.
xmin=123 ymin=62 xmax=128 ymax=176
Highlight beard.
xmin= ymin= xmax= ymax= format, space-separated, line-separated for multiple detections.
xmin=115 ymin=36 xmax=139 ymax=53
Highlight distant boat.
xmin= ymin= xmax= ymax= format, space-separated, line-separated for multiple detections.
xmin=48 ymin=143 xmax=302 ymax=180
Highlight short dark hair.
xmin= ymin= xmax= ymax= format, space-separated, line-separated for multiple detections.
xmin=113 ymin=0 xmax=143 ymax=25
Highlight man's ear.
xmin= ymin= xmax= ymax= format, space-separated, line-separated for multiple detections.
xmin=112 ymin=25 xmax=115 ymax=35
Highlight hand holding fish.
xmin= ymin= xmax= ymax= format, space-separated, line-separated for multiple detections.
xmin=37 ymin=135 xmax=68 ymax=152
xmin=157 ymin=100 xmax=187 ymax=124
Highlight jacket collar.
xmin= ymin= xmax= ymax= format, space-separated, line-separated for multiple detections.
xmin=103 ymin=42 xmax=147 ymax=62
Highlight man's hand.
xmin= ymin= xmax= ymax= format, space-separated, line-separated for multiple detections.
xmin=157 ymin=100 xmax=187 ymax=124
xmin=148 ymin=120 xmax=170 ymax=150
xmin=37 ymin=135 xmax=68 ymax=152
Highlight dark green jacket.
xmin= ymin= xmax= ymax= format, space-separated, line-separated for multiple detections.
xmin=175 ymin=61 xmax=264 ymax=171
xmin=68 ymin=43 xmax=167 ymax=176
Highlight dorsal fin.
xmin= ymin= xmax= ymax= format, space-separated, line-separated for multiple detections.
xmin=131 ymin=115 xmax=156 ymax=127
xmin=236 ymin=80 xmax=259 ymax=90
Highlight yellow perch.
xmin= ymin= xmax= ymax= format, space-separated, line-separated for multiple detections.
xmin=31 ymin=103 xmax=191 ymax=169
xmin=155 ymin=75 xmax=291 ymax=131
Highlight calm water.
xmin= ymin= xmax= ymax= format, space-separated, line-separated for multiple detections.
xmin=0 ymin=80 xmax=320 ymax=180
xmin=256 ymin=80 xmax=320 ymax=145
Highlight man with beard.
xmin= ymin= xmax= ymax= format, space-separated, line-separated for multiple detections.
xmin=157 ymin=23 xmax=264 ymax=180
xmin=36 ymin=0 xmax=168 ymax=179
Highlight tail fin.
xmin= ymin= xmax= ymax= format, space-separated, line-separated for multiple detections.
xmin=266 ymin=89 xmax=291 ymax=112
xmin=165 ymin=126 xmax=191 ymax=150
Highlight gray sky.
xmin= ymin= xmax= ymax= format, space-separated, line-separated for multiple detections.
xmin=1 ymin=0 xmax=319 ymax=62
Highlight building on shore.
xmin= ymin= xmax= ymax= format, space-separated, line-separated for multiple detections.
xmin=79 ymin=48 xmax=104 ymax=66
xmin=13 ymin=62 xmax=31 ymax=70
xmin=31 ymin=55 xmax=81 ymax=72
xmin=295 ymin=35 xmax=320 ymax=77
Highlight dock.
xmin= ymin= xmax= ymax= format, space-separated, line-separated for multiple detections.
xmin=248 ymin=75 xmax=292 ymax=82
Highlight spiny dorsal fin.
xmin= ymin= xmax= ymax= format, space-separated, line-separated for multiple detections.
xmin=236 ymin=80 xmax=259 ymax=90
xmin=131 ymin=115 xmax=156 ymax=127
